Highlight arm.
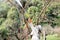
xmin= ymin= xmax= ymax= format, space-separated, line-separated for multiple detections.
xmin=28 ymin=18 xmax=34 ymax=30
xmin=28 ymin=31 xmax=33 ymax=38
xmin=28 ymin=23 xmax=34 ymax=30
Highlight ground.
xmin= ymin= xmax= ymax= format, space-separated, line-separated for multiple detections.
xmin=46 ymin=34 xmax=60 ymax=40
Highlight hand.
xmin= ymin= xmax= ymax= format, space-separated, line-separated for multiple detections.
xmin=28 ymin=18 xmax=32 ymax=23
xmin=28 ymin=35 xmax=32 ymax=38
xmin=28 ymin=35 xmax=30 ymax=37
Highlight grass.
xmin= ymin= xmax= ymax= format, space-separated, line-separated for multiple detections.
xmin=28 ymin=34 xmax=60 ymax=40
xmin=46 ymin=34 xmax=60 ymax=40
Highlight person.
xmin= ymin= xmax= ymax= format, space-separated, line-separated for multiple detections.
xmin=28 ymin=18 xmax=42 ymax=40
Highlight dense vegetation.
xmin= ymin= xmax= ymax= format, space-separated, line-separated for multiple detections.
xmin=0 ymin=0 xmax=60 ymax=40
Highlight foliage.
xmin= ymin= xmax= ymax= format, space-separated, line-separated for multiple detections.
xmin=24 ymin=0 xmax=60 ymax=26
xmin=23 ymin=0 xmax=43 ymax=25
xmin=0 ymin=18 xmax=5 ymax=25
xmin=0 ymin=2 xmax=10 ymax=18
xmin=0 ymin=3 xmax=20 ymax=39
xmin=46 ymin=2 xmax=60 ymax=27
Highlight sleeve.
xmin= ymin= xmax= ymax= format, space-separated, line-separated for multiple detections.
xmin=38 ymin=25 xmax=42 ymax=32
xmin=30 ymin=31 xmax=33 ymax=35
xmin=29 ymin=31 xmax=33 ymax=38
xmin=28 ymin=23 xmax=34 ymax=30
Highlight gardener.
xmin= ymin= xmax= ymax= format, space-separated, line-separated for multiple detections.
xmin=28 ymin=18 xmax=42 ymax=40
